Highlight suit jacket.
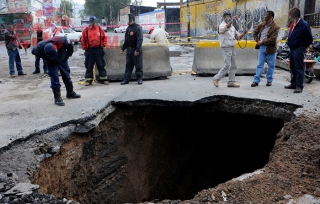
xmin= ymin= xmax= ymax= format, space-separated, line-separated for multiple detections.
xmin=253 ymin=21 xmax=280 ymax=54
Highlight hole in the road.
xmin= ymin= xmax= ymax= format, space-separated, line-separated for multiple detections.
xmin=31 ymin=104 xmax=284 ymax=203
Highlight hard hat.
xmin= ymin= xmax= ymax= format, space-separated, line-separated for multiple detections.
xmin=148 ymin=27 xmax=154 ymax=34
xmin=89 ymin=16 xmax=97 ymax=22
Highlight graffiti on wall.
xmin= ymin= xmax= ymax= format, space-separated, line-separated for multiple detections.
xmin=204 ymin=6 xmax=268 ymax=37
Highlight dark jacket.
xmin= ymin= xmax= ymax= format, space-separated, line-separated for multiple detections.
xmin=4 ymin=30 xmax=20 ymax=50
xmin=37 ymin=30 xmax=43 ymax=44
xmin=287 ymin=19 xmax=313 ymax=49
xmin=121 ymin=23 xmax=143 ymax=53
xmin=253 ymin=21 xmax=280 ymax=54
xmin=32 ymin=36 xmax=73 ymax=63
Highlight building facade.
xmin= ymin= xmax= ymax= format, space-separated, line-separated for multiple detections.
xmin=179 ymin=0 xmax=320 ymax=38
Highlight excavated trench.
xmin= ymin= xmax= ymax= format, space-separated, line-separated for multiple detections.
xmin=31 ymin=99 xmax=297 ymax=204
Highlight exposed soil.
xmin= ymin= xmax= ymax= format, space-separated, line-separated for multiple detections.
xmin=1 ymin=46 xmax=320 ymax=203
xmin=29 ymin=104 xmax=320 ymax=203
xmin=192 ymin=114 xmax=320 ymax=204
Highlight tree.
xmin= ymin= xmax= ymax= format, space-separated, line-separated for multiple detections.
xmin=55 ymin=0 xmax=73 ymax=26
xmin=84 ymin=0 xmax=131 ymax=23
xmin=59 ymin=0 xmax=73 ymax=18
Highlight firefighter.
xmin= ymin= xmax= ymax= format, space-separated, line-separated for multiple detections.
xmin=81 ymin=16 xmax=109 ymax=86
xmin=32 ymin=36 xmax=81 ymax=106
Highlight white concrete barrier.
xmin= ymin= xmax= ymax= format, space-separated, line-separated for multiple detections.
xmin=103 ymin=43 xmax=172 ymax=81
xmin=192 ymin=40 xmax=259 ymax=75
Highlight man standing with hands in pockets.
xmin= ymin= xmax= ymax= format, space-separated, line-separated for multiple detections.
xmin=284 ymin=7 xmax=313 ymax=93
xmin=120 ymin=14 xmax=144 ymax=85
xmin=213 ymin=12 xmax=247 ymax=88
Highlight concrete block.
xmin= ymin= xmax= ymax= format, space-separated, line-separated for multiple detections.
xmin=103 ymin=44 xmax=172 ymax=81
xmin=192 ymin=40 xmax=259 ymax=75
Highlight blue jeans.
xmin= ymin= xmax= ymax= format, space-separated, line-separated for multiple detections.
xmin=253 ymin=45 xmax=276 ymax=83
xmin=35 ymin=56 xmax=47 ymax=72
xmin=289 ymin=46 xmax=306 ymax=90
xmin=7 ymin=49 xmax=23 ymax=75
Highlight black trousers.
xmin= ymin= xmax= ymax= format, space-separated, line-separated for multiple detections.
xmin=84 ymin=48 xmax=107 ymax=80
xmin=124 ymin=49 xmax=143 ymax=81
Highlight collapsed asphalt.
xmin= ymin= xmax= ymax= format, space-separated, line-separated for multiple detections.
xmin=1 ymin=41 xmax=320 ymax=203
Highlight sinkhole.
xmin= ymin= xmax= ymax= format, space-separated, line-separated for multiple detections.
xmin=31 ymin=102 xmax=286 ymax=204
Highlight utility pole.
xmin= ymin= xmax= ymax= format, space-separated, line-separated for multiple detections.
xmin=135 ymin=0 xmax=138 ymax=17
xmin=110 ymin=4 xmax=112 ymax=26
xmin=118 ymin=0 xmax=121 ymax=21
xmin=164 ymin=0 xmax=166 ymax=31
xmin=187 ymin=0 xmax=190 ymax=42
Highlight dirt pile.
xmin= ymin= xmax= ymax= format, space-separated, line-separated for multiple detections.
xmin=190 ymin=114 xmax=320 ymax=204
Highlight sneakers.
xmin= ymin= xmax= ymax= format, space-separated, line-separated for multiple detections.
xmin=18 ymin=73 xmax=26 ymax=76
xmin=33 ymin=71 xmax=40 ymax=74
xmin=251 ymin=82 xmax=259 ymax=87
xmin=213 ymin=79 xmax=219 ymax=87
xmin=85 ymin=81 xmax=92 ymax=86
xmin=266 ymin=82 xmax=272 ymax=86
xmin=227 ymin=83 xmax=240 ymax=88
xmin=137 ymin=79 xmax=143 ymax=85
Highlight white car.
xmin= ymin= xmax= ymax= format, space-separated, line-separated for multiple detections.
xmin=55 ymin=27 xmax=82 ymax=44
xmin=114 ymin=26 xmax=127 ymax=33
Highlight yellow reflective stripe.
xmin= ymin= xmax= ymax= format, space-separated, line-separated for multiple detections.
xmin=99 ymin=76 xmax=108 ymax=80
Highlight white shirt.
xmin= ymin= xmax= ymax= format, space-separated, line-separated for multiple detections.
xmin=218 ymin=21 xmax=240 ymax=48
xmin=150 ymin=28 xmax=169 ymax=46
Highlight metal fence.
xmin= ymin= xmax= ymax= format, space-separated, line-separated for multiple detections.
xmin=304 ymin=12 xmax=320 ymax=27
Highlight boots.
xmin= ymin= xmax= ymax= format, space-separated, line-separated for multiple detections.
xmin=66 ymin=83 xmax=81 ymax=98
xmin=85 ymin=80 xmax=92 ymax=86
xmin=52 ymin=87 xmax=65 ymax=106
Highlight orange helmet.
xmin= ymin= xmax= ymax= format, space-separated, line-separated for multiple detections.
xmin=148 ymin=27 xmax=154 ymax=34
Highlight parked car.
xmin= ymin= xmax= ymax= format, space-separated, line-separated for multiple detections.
xmin=114 ymin=26 xmax=127 ymax=33
xmin=55 ymin=27 xmax=82 ymax=44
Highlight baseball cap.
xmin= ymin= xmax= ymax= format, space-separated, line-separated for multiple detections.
xmin=89 ymin=16 xmax=97 ymax=21
xmin=148 ymin=27 xmax=154 ymax=34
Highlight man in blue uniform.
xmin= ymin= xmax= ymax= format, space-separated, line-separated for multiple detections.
xmin=32 ymin=36 xmax=81 ymax=106
xmin=120 ymin=14 xmax=144 ymax=85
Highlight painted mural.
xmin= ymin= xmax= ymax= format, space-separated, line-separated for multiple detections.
xmin=7 ymin=0 xmax=28 ymax=13
xmin=180 ymin=0 xmax=289 ymax=39
xmin=0 ymin=0 xmax=8 ymax=13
